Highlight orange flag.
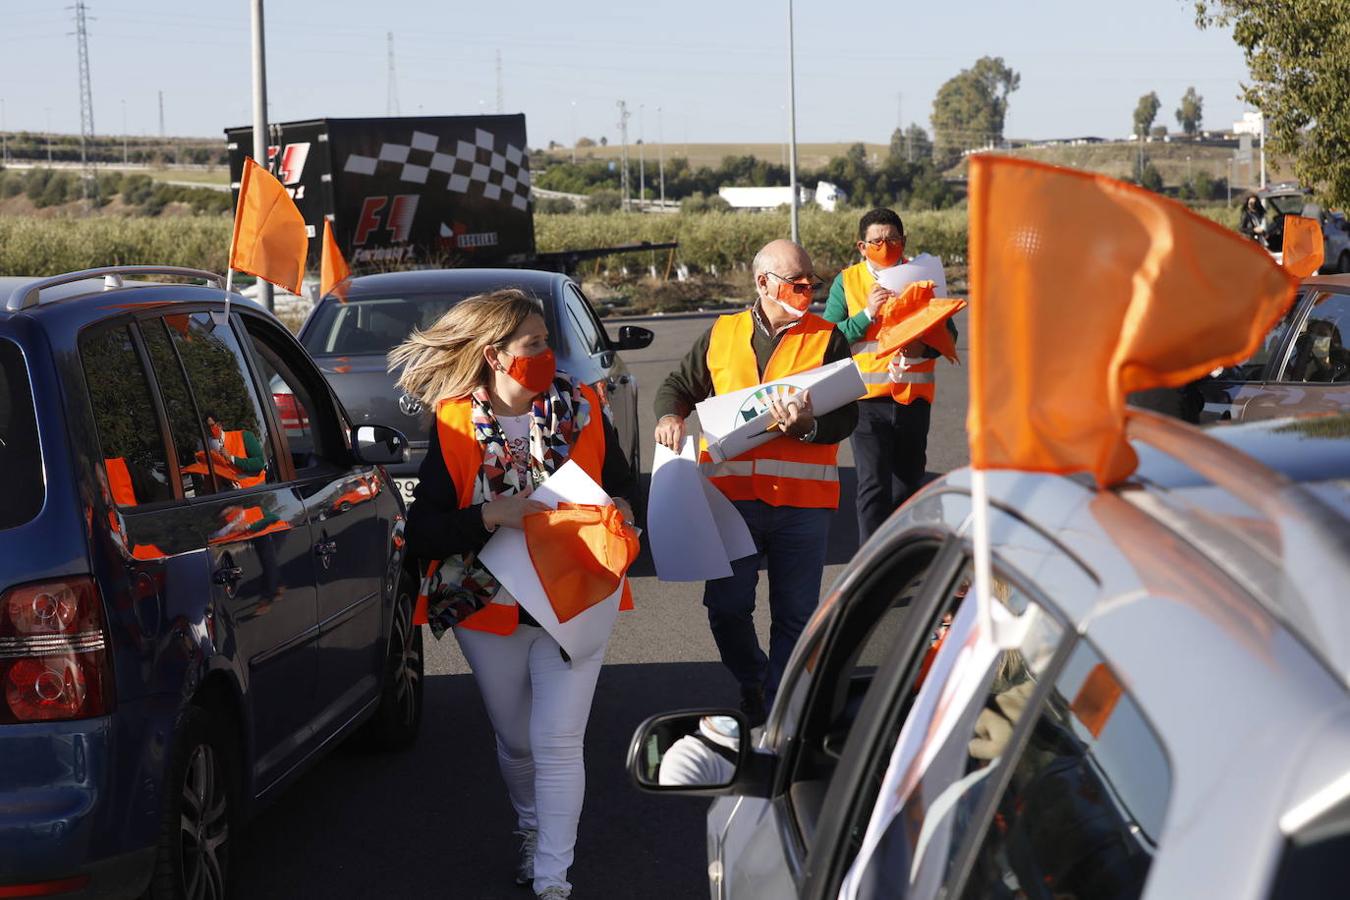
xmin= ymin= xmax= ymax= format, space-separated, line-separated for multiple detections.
xmin=320 ymin=219 xmax=351 ymax=300
xmin=523 ymin=503 xmax=640 ymax=623
xmin=874 ymin=281 xmax=967 ymax=361
xmin=229 ymin=156 xmax=307 ymax=295
xmin=967 ymin=156 xmax=1298 ymax=486
xmin=1282 ymin=215 xmax=1324 ymax=279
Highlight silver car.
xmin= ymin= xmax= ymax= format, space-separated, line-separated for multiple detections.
xmin=296 ymin=268 xmax=654 ymax=506
xmin=629 ymin=410 xmax=1350 ymax=900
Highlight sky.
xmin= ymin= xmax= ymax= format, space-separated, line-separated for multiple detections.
xmin=0 ymin=0 xmax=1253 ymax=147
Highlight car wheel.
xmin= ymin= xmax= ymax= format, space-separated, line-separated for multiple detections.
xmin=360 ymin=571 xmax=423 ymax=750
xmin=150 ymin=706 xmax=235 ymax=900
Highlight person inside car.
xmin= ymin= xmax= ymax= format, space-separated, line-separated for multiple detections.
xmin=202 ymin=410 xmax=267 ymax=489
xmin=658 ymin=715 xmax=740 ymax=787
xmin=1290 ymin=320 xmax=1350 ymax=383
xmin=392 ymin=289 xmax=636 ymax=900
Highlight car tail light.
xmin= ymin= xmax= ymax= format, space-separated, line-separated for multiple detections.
xmin=0 ymin=578 xmax=113 ymax=724
xmin=273 ymin=391 xmax=309 ymax=435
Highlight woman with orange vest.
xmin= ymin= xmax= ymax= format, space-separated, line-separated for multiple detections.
xmin=823 ymin=208 xmax=958 ymax=539
xmin=654 ymin=239 xmax=857 ymax=725
xmin=392 ymin=290 xmax=635 ymax=900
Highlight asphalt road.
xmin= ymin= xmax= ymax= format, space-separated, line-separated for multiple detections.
xmin=234 ymin=310 xmax=970 ymax=899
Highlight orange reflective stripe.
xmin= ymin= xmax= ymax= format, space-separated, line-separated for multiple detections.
xmin=702 ymin=310 xmax=841 ymax=509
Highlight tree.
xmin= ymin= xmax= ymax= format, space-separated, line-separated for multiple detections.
xmin=888 ymin=124 xmax=933 ymax=162
xmin=1150 ymin=125 xmax=1169 ymax=139
xmin=1176 ymin=86 xmax=1204 ymax=135
xmin=576 ymin=136 xmax=596 ymax=148
xmin=598 ymin=136 xmax=608 ymax=147
xmin=931 ymin=56 xmax=1020 ymax=167
xmin=1133 ymin=92 xmax=1161 ymax=138
xmin=1139 ymin=163 xmax=1164 ymax=193
xmin=1196 ymin=1 xmax=1350 ymax=205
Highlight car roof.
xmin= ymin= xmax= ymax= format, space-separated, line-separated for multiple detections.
xmin=0 ymin=274 xmax=266 ymax=334
xmin=1300 ymin=273 xmax=1350 ymax=291
xmin=339 ymin=267 xmax=568 ymax=299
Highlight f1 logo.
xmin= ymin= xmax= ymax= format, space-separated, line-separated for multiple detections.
xmin=354 ymin=195 xmax=420 ymax=245
xmin=265 ymin=143 xmax=311 ymax=186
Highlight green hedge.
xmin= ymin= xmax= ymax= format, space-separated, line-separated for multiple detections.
xmin=0 ymin=204 xmax=1241 ymax=278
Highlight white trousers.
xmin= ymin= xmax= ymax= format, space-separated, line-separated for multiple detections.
xmin=455 ymin=624 xmax=606 ymax=894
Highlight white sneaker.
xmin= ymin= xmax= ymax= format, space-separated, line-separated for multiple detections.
xmin=514 ymin=829 xmax=538 ymax=885
xmin=535 ymin=887 xmax=570 ymax=900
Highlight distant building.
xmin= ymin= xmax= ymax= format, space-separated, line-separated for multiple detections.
xmin=717 ymin=185 xmax=813 ymax=212
xmin=815 ymin=181 xmax=846 ymax=212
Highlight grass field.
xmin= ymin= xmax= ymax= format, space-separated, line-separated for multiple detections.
xmin=542 ymin=142 xmax=892 ymax=171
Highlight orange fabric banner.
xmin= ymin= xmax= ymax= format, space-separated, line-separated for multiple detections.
xmin=320 ymin=219 xmax=351 ymax=300
xmin=967 ymin=156 xmax=1299 ymax=486
xmin=874 ymin=281 xmax=966 ymax=361
xmin=1282 ymin=215 xmax=1324 ymax=279
xmin=523 ymin=503 xmax=640 ymax=624
xmin=228 ymin=156 xmax=308 ymax=295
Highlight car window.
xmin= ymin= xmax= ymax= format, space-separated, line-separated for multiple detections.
xmin=1279 ymin=290 xmax=1350 ymax=384
xmin=301 ymin=292 xmax=472 ymax=357
xmin=564 ymin=285 xmax=606 ymax=356
xmin=0 ymin=339 xmax=45 ymax=528
xmin=158 ymin=312 xmax=276 ymax=496
xmin=1230 ymin=296 xmax=1303 ymax=379
xmin=955 ymin=641 xmax=1169 ymax=900
xmin=78 ymin=324 xmax=174 ymax=508
xmin=781 ymin=544 xmax=940 ymax=852
xmin=244 ymin=320 xmax=335 ymax=472
xmin=844 ymin=573 xmax=1064 ymax=899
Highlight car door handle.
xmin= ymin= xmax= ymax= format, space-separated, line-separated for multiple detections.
xmin=606 ymin=375 xmax=631 ymax=390
xmin=212 ymin=565 xmax=243 ymax=586
xmin=315 ymin=539 xmax=338 ymax=557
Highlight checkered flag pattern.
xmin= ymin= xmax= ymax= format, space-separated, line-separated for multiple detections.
xmin=343 ymin=128 xmax=532 ymax=211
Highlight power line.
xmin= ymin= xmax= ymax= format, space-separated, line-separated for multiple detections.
xmin=616 ymin=100 xmax=631 ymax=211
xmin=386 ymin=32 xmax=400 ymax=116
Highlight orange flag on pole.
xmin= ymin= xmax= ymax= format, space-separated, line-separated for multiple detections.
xmin=966 ymin=156 xmax=1298 ymax=487
xmin=1282 ymin=215 xmax=1324 ymax=279
xmin=320 ymin=219 xmax=351 ymax=300
xmin=228 ymin=156 xmax=307 ymax=295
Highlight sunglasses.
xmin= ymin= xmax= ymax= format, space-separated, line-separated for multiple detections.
xmin=863 ymin=237 xmax=904 ymax=248
xmin=765 ymin=272 xmax=822 ymax=295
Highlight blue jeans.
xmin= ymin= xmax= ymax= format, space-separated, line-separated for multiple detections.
xmin=702 ymin=500 xmax=832 ymax=699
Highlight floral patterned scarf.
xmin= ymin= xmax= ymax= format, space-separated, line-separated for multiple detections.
xmin=423 ymin=374 xmax=591 ymax=638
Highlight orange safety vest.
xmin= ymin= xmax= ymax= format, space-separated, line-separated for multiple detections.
xmin=698 ymin=310 xmax=841 ymax=509
xmin=841 ymin=261 xmax=937 ymax=404
xmin=222 ymin=431 xmax=267 ymax=489
xmin=426 ymin=382 xmax=630 ymax=635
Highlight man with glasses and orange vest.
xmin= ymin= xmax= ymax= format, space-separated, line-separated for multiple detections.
xmin=654 ymin=239 xmax=858 ymax=725
xmin=824 ymin=208 xmax=957 ymax=540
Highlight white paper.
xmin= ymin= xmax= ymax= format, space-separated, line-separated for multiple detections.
xmin=875 ymin=252 xmax=948 ymax=298
xmin=695 ymin=358 xmax=866 ymax=463
xmin=648 ymin=437 xmax=734 ymax=582
xmin=477 ymin=461 xmax=623 ymax=661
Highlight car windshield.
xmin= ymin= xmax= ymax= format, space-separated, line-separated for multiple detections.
xmin=0 ymin=339 xmax=44 ymax=530
xmin=1264 ymin=194 xmax=1308 ymax=216
xmin=301 ymin=292 xmax=474 ymax=357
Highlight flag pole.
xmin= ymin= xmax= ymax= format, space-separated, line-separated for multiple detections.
xmin=970 ymin=467 xmax=995 ymax=642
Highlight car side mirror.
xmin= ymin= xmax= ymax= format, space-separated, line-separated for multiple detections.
xmin=352 ymin=424 xmax=409 ymax=465
xmin=627 ymin=709 xmax=767 ymax=796
xmin=613 ymin=325 xmax=655 ymax=351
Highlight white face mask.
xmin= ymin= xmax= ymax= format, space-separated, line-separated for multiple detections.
xmin=771 ymin=296 xmax=806 ymax=319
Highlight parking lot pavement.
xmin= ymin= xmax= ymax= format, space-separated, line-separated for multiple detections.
xmin=235 ymin=308 xmax=971 ymax=898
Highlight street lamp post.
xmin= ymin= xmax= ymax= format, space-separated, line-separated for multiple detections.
xmin=638 ymin=104 xmax=645 ymax=209
xmin=657 ymin=106 xmax=665 ymax=208
xmin=121 ymin=99 xmax=128 ymax=165
xmin=570 ymin=100 xmax=577 ymax=164
xmin=1 ymin=98 xmax=6 ymax=165
xmin=786 ymin=0 xmax=800 ymax=243
xmin=45 ymin=108 xmax=52 ymax=164
xmin=250 ymin=0 xmax=273 ymax=312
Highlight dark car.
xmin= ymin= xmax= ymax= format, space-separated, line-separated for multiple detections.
xmin=296 ymin=268 xmax=653 ymax=506
xmin=1199 ymin=273 xmax=1350 ymax=422
xmin=0 ymin=267 xmax=422 ymax=899
xmin=630 ymin=410 xmax=1350 ymax=900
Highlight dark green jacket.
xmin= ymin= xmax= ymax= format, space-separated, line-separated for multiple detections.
xmin=653 ymin=303 xmax=858 ymax=445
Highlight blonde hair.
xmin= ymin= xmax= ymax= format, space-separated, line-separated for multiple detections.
xmin=388 ymin=288 xmax=544 ymax=406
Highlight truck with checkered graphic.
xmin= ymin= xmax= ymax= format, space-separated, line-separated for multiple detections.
xmin=227 ymin=115 xmax=541 ymax=271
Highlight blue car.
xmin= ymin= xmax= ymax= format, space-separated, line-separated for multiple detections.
xmin=0 ymin=267 xmax=421 ymax=899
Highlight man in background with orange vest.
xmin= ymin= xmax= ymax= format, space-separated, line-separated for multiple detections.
xmin=654 ymin=239 xmax=858 ymax=724
xmin=824 ymin=208 xmax=957 ymax=540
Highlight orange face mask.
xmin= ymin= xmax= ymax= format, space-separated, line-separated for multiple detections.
xmin=864 ymin=238 xmax=905 ymax=269
xmin=765 ymin=273 xmax=814 ymax=316
xmin=502 ymin=348 xmax=557 ymax=394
